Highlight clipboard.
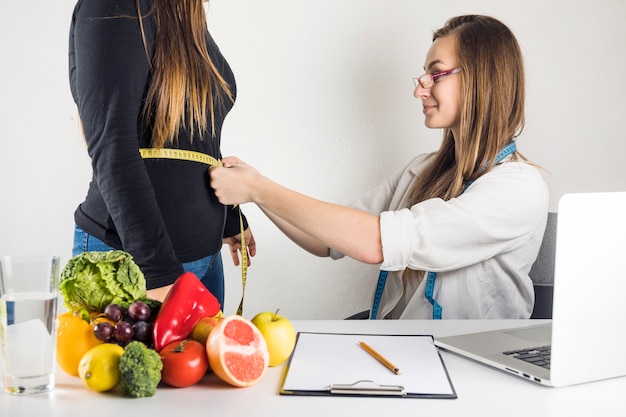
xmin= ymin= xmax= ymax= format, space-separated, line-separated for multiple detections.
xmin=279 ymin=332 xmax=457 ymax=399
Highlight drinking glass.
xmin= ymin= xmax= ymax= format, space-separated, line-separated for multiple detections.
xmin=0 ymin=256 xmax=60 ymax=395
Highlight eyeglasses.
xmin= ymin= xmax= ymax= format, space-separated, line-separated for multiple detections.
xmin=413 ymin=68 xmax=462 ymax=89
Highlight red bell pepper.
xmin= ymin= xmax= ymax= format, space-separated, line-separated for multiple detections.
xmin=152 ymin=272 xmax=221 ymax=351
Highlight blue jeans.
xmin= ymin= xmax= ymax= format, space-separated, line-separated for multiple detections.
xmin=72 ymin=226 xmax=225 ymax=307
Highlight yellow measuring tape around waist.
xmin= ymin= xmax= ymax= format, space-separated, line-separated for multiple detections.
xmin=140 ymin=148 xmax=248 ymax=316
xmin=139 ymin=148 xmax=223 ymax=167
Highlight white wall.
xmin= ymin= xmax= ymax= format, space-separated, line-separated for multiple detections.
xmin=1 ymin=0 xmax=625 ymax=319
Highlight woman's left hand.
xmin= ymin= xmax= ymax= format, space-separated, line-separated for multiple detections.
xmin=223 ymin=227 xmax=256 ymax=266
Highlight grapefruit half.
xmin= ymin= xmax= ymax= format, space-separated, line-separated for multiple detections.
xmin=206 ymin=314 xmax=270 ymax=387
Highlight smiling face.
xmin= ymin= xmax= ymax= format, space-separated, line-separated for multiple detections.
xmin=414 ymin=35 xmax=461 ymax=138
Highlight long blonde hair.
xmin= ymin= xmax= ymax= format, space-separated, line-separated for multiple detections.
xmin=404 ymin=15 xmax=526 ymax=207
xmin=138 ymin=0 xmax=233 ymax=148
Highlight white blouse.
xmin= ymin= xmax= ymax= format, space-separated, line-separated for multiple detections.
xmin=331 ymin=152 xmax=549 ymax=319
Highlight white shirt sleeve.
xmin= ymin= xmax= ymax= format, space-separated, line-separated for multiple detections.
xmin=379 ymin=209 xmax=414 ymax=271
xmin=379 ymin=162 xmax=549 ymax=272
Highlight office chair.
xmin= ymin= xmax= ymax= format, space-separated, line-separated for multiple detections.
xmin=346 ymin=212 xmax=557 ymax=320
xmin=528 ymin=212 xmax=557 ymax=319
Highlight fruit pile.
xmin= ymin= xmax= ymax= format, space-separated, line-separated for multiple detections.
xmin=57 ymin=258 xmax=297 ymax=397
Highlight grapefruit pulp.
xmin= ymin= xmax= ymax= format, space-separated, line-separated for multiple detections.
xmin=206 ymin=315 xmax=269 ymax=387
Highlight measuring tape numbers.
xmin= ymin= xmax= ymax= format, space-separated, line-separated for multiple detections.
xmin=139 ymin=148 xmax=223 ymax=167
xmin=139 ymin=147 xmax=248 ymax=316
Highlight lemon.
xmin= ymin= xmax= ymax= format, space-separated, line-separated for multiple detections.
xmin=78 ymin=343 xmax=125 ymax=392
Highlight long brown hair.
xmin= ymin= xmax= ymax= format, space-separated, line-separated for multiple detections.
xmin=404 ymin=15 xmax=526 ymax=206
xmin=137 ymin=0 xmax=233 ymax=148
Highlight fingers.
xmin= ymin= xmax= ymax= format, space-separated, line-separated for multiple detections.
xmin=223 ymin=232 xmax=254 ymax=267
xmin=228 ymin=246 xmax=240 ymax=266
xmin=221 ymin=156 xmax=240 ymax=168
xmin=245 ymin=231 xmax=257 ymax=258
xmin=247 ymin=241 xmax=257 ymax=258
xmin=210 ymin=157 xmax=245 ymax=205
xmin=209 ymin=165 xmax=232 ymax=205
xmin=228 ymin=246 xmax=253 ymax=267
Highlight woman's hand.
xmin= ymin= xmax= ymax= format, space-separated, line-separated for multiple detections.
xmin=210 ymin=157 xmax=260 ymax=205
xmin=147 ymin=284 xmax=173 ymax=303
xmin=223 ymin=227 xmax=256 ymax=266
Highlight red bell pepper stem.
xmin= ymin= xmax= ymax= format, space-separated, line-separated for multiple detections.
xmin=152 ymin=272 xmax=221 ymax=351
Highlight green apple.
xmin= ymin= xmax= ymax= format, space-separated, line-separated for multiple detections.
xmin=251 ymin=310 xmax=296 ymax=367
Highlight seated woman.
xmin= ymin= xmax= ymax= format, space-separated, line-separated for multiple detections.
xmin=210 ymin=15 xmax=548 ymax=319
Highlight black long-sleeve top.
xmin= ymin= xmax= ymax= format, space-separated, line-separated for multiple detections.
xmin=69 ymin=0 xmax=246 ymax=289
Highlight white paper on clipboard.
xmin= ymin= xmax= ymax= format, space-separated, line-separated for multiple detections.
xmin=279 ymin=332 xmax=456 ymax=398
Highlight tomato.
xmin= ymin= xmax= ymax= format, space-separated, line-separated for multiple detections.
xmin=160 ymin=339 xmax=209 ymax=388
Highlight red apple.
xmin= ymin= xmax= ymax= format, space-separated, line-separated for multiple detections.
xmin=190 ymin=311 xmax=224 ymax=346
xmin=251 ymin=309 xmax=296 ymax=367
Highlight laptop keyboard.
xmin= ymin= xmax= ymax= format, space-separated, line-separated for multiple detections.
xmin=503 ymin=346 xmax=551 ymax=369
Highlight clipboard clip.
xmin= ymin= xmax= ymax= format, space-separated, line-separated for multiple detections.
xmin=329 ymin=380 xmax=405 ymax=396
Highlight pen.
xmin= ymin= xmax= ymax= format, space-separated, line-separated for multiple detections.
xmin=358 ymin=341 xmax=402 ymax=375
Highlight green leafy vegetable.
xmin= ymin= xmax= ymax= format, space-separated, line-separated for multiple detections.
xmin=60 ymin=250 xmax=149 ymax=317
xmin=119 ymin=341 xmax=163 ymax=397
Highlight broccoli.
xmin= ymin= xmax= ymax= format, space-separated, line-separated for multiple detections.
xmin=119 ymin=341 xmax=163 ymax=397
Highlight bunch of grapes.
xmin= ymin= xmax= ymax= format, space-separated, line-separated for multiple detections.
xmin=93 ymin=301 xmax=155 ymax=347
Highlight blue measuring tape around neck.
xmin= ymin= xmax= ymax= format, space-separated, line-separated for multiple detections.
xmin=370 ymin=142 xmax=517 ymax=319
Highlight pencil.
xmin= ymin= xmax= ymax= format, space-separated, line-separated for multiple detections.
xmin=358 ymin=341 xmax=402 ymax=375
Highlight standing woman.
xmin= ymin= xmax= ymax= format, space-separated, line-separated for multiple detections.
xmin=69 ymin=0 xmax=255 ymax=305
xmin=210 ymin=15 xmax=548 ymax=319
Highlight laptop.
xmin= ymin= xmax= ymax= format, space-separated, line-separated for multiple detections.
xmin=435 ymin=191 xmax=626 ymax=387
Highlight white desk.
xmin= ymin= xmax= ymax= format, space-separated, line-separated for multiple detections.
xmin=1 ymin=320 xmax=625 ymax=417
